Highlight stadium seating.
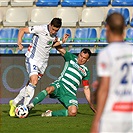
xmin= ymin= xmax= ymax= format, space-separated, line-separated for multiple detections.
xmin=10 ymin=28 xmax=19 ymax=42
xmin=79 ymin=8 xmax=104 ymax=27
xmin=107 ymin=8 xmax=130 ymax=25
xmin=36 ymin=0 xmax=60 ymax=6
xmin=112 ymin=0 xmax=133 ymax=6
xmin=56 ymin=8 xmax=78 ymax=27
xmin=125 ymin=28 xmax=133 ymax=42
xmin=0 ymin=0 xmax=10 ymax=6
xmin=57 ymin=28 xmax=72 ymax=43
xmin=99 ymin=28 xmax=108 ymax=47
xmin=28 ymin=8 xmax=53 ymax=26
xmin=22 ymin=33 xmax=33 ymax=43
xmin=0 ymin=28 xmax=12 ymax=43
xmin=11 ymin=0 xmax=35 ymax=6
xmin=3 ymin=8 xmax=28 ymax=27
xmin=100 ymin=28 xmax=106 ymax=43
xmin=0 ymin=28 xmax=19 ymax=43
xmin=73 ymin=28 xmax=97 ymax=46
xmin=61 ymin=0 xmax=85 ymax=7
xmin=86 ymin=0 xmax=110 ymax=7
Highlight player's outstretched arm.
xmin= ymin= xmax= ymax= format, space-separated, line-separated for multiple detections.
xmin=53 ymin=33 xmax=69 ymax=56
xmin=83 ymin=86 xmax=97 ymax=113
xmin=17 ymin=27 xmax=30 ymax=50
xmin=53 ymin=33 xmax=69 ymax=48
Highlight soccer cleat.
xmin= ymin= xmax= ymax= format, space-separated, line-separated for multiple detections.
xmin=41 ymin=110 xmax=52 ymax=117
xmin=27 ymin=103 xmax=34 ymax=111
xmin=9 ymin=100 xmax=16 ymax=117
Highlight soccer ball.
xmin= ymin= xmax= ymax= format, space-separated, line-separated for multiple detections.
xmin=15 ymin=105 xmax=29 ymax=118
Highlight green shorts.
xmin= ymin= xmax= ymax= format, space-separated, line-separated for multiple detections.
xmin=49 ymin=80 xmax=78 ymax=109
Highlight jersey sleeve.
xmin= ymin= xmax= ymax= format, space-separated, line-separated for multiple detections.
xmin=28 ymin=25 xmax=44 ymax=34
xmin=82 ymin=69 xmax=90 ymax=86
xmin=64 ymin=51 xmax=76 ymax=61
xmin=97 ymin=49 xmax=111 ymax=77
xmin=83 ymin=69 xmax=90 ymax=80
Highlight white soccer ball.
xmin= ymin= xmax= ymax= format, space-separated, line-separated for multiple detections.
xmin=15 ymin=105 xmax=29 ymax=118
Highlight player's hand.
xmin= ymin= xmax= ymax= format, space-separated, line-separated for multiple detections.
xmin=62 ymin=34 xmax=69 ymax=43
xmin=52 ymin=41 xmax=60 ymax=47
xmin=18 ymin=43 xmax=23 ymax=50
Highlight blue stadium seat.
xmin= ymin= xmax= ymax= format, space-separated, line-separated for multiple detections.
xmin=50 ymin=48 xmax=57 ymax=54
xmin=0 ymin=28 xmax=12 ymax=43
xmin=99 ymin=28 xmax=108 ymax=47
xmin=69 ymin=48 xmax=81 ymax=53
xmin=100 ymin=28 xmax=107 ymax=43
xmin=36 ymin=0 xmax=60 ymax=6
xmin=126 ymin=28 xmax=133 ymax=43
xmin=112 ymin=0 xmax=133 ymax=6
xmin=61 ymin=0 xmax=85 ymax=7
xmin=0 ymin=28 xmax=19 ymax=43
xmin=4 ymin=48 xmax=13 ymax=54
xmin=73 ymin=28 xmax=97 ymax=47
xmin=107 ymin=8 xmax=130 ymax=25
xmin=86 ymin=0 xmax=110 ymax=6
xmin=57 ymin=28 xmax=72 ymax=42
xmin=11 ymin=28 xmax=19 ymax=43
xmin=23 ymin=33 xmax=33 ymax=43
xmin=17 ymin=48 xmax=28 ymax=54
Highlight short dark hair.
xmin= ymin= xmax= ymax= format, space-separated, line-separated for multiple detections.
xmin=80 ymin=48 xmax=92 ymax=58
xmin=106 ymin=13 xmax=125 ymax=35
xmin=50 ymin=18 xmax=62 ymax=28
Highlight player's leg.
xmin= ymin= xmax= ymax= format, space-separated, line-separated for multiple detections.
xmin=23 ymin=75 xmax=37 ymax=105
xmin=12 ymin=80 xmax=29 ymax=105
xmin=42 ymin=103 xmax=78 ymax=117
xmin=49 ymin=98 xmax=78 ymax=117
xmin=9 ymin=86 xmax=27 ymax=116
xmin=42 ymin=84 xmax=78 ymax=117
xmin=24 ymin=59 xmax=48 ymax=106
xmin=27 ymin=85 xmax=55 ymax=110
xmin=9 ymin=79 xmax=31 ymax=116
xmin=68 ymin=105 xmax=78 ymax=116
xmin=23 ymin=58 xmax=38 ymax=105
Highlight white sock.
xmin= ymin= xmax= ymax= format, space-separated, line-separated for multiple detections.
xmin=13 ymin=86 xmax=26 ymax=106
xmin=23 ymin=83 xmax=36 ymax=106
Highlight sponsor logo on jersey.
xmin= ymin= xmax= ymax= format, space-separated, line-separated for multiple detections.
xmin=47 ymin=41 xmax=53 ymax=45
xmin=112 ymin=102 xmax=133 ymax=112
xmin=69 ymin=99 xmax=78 ymax=105
xmin=70 ymin=60 xmax=86 ymax=76
xmin=115 ymin=89 xmax=132 ymax=96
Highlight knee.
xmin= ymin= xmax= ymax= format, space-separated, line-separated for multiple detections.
xmin=30 ymin=75 xmax=39 ymax=86
xmin=68 ymin=108 xmax=77 ymax=117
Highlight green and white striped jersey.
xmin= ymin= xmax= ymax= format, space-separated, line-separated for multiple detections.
xmin=58 ymin=51 xmax=90 ymax=96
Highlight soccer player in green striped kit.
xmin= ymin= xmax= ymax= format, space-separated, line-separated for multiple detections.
xmin=28 ymin=44 xmax=96 ymax=117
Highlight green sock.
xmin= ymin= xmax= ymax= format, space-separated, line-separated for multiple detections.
xmin=32 ymin=90 xmax=48 ymax=106
xmin=52 ymin=109 xmax=68 ymax=117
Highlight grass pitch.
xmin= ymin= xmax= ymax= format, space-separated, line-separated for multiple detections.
xmin=0 ymin=104 xmax=95 ymax=133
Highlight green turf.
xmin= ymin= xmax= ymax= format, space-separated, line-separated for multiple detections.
xmin=0 ymin=104 xmax=95 ymax=133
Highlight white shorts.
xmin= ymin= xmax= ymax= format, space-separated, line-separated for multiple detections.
xmin=99 ymin=120 xmax=133 ymax=133
xmin=25 ymin=57 xmax=48 ymax=79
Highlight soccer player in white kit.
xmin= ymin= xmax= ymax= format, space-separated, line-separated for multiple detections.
xmin=91 ymin=13 xmax=133 ymax=132
xmin=9 ymin=18 xmax=69 ymax=117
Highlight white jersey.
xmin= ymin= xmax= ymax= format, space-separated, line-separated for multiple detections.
xmin=25 ymin=25 xmax=56 ymax=62
xmin=97 ymin=42 xmax=133 ymax=122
